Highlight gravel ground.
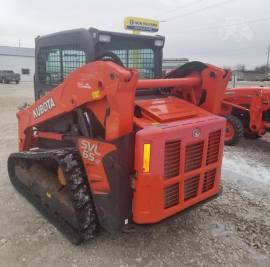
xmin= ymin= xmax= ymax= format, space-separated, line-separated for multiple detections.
xmin=0 ymin=82 xmax=269 ymax=267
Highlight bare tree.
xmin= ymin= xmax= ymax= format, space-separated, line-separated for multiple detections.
xmin=235 ymin=64 xmax=246 ymax=72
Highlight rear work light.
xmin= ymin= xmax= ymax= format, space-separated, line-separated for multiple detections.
xmin=99 ymin=34 xmax=111 ymax=43
xmin=143 ymin=143 xmax=151 ymax=172
xmin=154 ymin=39 xmax=164 ymax=47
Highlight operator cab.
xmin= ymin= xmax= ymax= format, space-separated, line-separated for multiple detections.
xmin=34 ymin=27 xmax=165 ymax=100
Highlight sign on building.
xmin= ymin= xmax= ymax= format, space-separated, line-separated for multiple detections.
xmin=124 ymin=17 xmax=159 ymax=33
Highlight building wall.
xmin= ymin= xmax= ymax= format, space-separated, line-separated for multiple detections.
xmin=233 ymin=70 xmax=266 ymax=81
xmin=0 ymin=55 xmax=35 ymax=82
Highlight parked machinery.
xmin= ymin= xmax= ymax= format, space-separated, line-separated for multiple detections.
xmin=8 ymin=28 xmax=230 ymax=244
xmin=221 ymin=87 xmax=270 ymax=145
xmin=166 ymin=66 xmax=270 ymax=145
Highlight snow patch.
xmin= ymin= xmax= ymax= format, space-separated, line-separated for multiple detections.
xmin=222 ymin=153 xmax=270 ymax=184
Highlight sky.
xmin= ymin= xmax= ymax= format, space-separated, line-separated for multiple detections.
xmin=0 ymin=0 xmax=270 ymax=69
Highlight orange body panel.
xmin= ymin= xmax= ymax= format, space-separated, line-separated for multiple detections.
xmin=136 ymin=97 xmax=211 ymax=123
xmin=133 ymin=115 xmax=225 ymax=223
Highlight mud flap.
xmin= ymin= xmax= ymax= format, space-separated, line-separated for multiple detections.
xmin=77 ymin=134 xmax=134 ymax=232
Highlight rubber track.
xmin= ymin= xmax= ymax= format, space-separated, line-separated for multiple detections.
xmin=8 ymin=148 xmax=99 ymax=245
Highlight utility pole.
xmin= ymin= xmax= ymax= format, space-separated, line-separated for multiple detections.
xmin=266 ymin=45 xmax=270 ymax=79
xmin=18 ymin=39 xmax=21 ymax=48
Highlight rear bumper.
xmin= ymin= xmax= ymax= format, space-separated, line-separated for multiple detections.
xmin=132 ymin=115 xmax=225 ymax=224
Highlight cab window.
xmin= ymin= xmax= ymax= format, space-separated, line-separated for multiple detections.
xmin=38 ymin=46 xmax=86 ymax=85
xmin=112 ymin=48 xmax=155 ymax=79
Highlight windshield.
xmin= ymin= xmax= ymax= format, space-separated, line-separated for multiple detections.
xmin=111 ymin=48 xmax=155 ymax=79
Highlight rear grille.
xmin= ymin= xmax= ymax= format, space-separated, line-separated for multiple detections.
xmin=164 ymin=183 xmax=179 ymax=208
xmin=161 ymin=128 xmax=221 ymax=211
xmin=164 ymin=140 xmax=180 ymax=179
xmin=206 ymin=130 xmax=221 ymax=165
xmin=184 ymin=175 xmax=199 ymax=200
xmin=202 ymin=169 xmax=216 ymax=192
xmin=185 ymin=142 xmax=204 ymax=172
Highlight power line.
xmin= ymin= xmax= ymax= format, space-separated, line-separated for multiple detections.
xmin=166 ymin=16 xmax=270 ymax=35
xmin=155 ymin=0 xmax=206 ymax=19
xmin=212 ymin=44 xmax=266 ymax=54
xmin=162 ymin=0 xmax=235 ymax=22
xmin=170 ymin=44 xmax=266 ymax=57
xmin=165 ymin=41 xmax=266 ymax=55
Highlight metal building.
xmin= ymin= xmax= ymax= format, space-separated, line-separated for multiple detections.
xmin=0 ymin=46 xmax=35 ymax=82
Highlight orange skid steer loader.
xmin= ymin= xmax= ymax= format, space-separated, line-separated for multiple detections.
xmin=8 ymin=28 xmax=230 ymax=244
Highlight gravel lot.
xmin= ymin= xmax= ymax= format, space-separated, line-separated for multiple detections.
xmin=0 ymin=82 xmax=269 ymax=267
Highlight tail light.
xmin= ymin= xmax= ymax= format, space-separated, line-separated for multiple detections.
xmin=143 ymin=143 xmax=151 ymax=172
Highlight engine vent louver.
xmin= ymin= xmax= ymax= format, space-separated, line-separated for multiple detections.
xmin=184 ymin=175 xmax=199 ymax=200
xmin=207 ymin=130 xmax=221 ymax=165
xmin=164 ymin=183 xmax=179 ymax=208
xmin=202 ymin=169 xmax=216 ymax=192
xmin=161 ymin=128 xmax=221 ymax=212
xmin=185 ymin=142 xmax=204 ymax=172
xmin=164 ymin=140 xmax=181 ymax=179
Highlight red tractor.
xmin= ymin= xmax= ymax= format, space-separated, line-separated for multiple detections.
xmin=166 ymin=65 xmax=270 ymax=146
xmin=221 ymin=87 xmax=270 ymax=145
